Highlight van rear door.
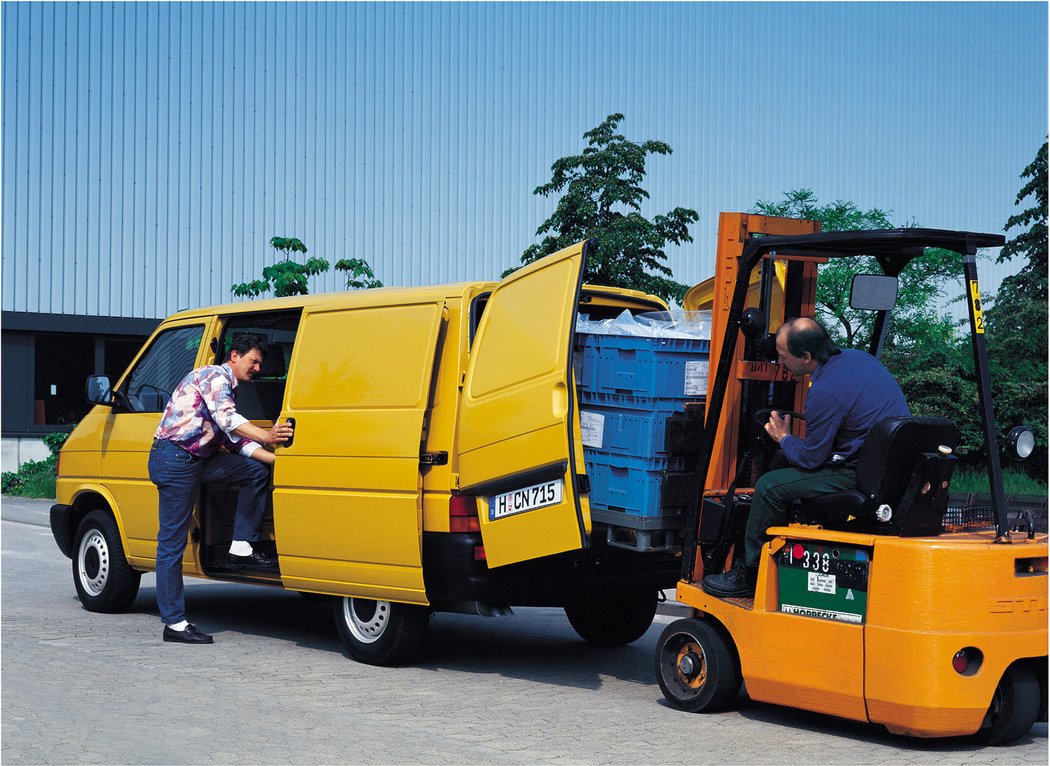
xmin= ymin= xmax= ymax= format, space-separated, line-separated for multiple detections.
xmin=456 ymin=241 xmax=591 ymax=568
xmin=272 ymin=298 xmax=445 ymax=604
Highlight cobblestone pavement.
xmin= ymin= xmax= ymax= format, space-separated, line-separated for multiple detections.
xmin=3 ymin=496 xmax=1046 ymax=765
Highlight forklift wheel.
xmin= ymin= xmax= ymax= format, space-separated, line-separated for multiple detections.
xmin=972 ymin=663 xmax=1041 ymax=746
xmin=655 ymin=618 xmax=741 ymax=713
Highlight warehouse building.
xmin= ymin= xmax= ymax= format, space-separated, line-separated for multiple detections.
xmin=2 ymin=2 xmax=1042 ymax=471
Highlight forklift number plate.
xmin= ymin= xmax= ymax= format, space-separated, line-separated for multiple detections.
xmin=777 ymin=540 xmax=870 ymax=624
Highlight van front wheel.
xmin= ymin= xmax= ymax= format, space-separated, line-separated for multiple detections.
xmin=72 ymin=510 xmax=142 ymax=613
xmin=333 ymin=597 xmax=430 ymax=666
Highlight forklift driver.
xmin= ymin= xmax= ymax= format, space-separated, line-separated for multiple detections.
xmin=702 ymin=317 xmax=910 ymax=598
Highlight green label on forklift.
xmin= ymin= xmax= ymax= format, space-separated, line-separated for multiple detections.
xmin=777 ymin=540 xmax=870 ymax=624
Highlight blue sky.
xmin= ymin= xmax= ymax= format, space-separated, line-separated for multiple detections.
xmin=3 ymin=2 xmax=1046 ymax=317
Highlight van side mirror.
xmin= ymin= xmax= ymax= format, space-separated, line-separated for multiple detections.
xmin=86 ymin=375 xmax=114 ymax=406
xmin=850 ymin=274 xmax=899 ymax=311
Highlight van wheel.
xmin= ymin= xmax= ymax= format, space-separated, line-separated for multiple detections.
xmin=72 ymin=510 xmax=142 ymax=613
xmin=655 ymin=618 xmax=740 ymax=713
xmin=333 ymin=597 xmax=430 ymax=666
xmin=565 ymin=587 xmax=657 ymax=645
xmin=972 ymin=663 xmax=1040 ymax=745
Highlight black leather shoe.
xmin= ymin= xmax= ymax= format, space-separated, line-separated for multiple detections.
xmin=227 ymin=550 xmax=278 ymax=568
xmin=163 ymin=624 xmax=214 ymax=644
xmin=701 ymin=561 xmax=756 ymax=598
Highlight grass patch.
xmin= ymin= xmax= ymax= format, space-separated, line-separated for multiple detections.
xmin=1 ymin=431 xmax=68 ymax=499
xmin=951 ymin=465 xmax=1048 ymax=496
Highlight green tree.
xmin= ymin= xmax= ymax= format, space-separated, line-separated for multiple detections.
xmin=752 ymin=189 xmax=962 ymax=351
xmin=232 ymin=237 xmax=383 ymax=298
xmin=508 ymin=113 xmax=698 ymax=304
xmin=984 ymin=140 xmax=1048 ymax=473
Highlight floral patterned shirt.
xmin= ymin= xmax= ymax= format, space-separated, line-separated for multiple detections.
xmin=153 ymin=363 xmax=261 ymax=459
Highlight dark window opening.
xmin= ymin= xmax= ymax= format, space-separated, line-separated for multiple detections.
xmin=33 ymin=334 xmax=95 ymax=426
xmin=216 ymin=311 xmax=302 ymax=421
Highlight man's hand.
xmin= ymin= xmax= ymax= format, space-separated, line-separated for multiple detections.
xmin=764 ymin=410 xmax=792 ymax=444
xmin=263 ymin=420 xmax=295 ymax=447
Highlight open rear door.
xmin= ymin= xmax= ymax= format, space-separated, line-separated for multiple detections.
xmin=456 ymin=241 xmax=591 ymax=568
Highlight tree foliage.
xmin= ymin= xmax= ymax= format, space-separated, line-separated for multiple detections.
xmin=984 ymin=140 xmax=1048 ymax=472
xmin=752 ymin=185 xmax=1046 ymax=479
xmin=752 ymin=189 xmax=961 ymax=351
xmin=232 ymin=236 xmax=383 ymax=298
xmin=509 ymin=113 xmax=698 ymax=304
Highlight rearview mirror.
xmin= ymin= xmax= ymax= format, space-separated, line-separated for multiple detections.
xmin=850 ymin=274 xmax=899 ymax=311
xmin=85 ymin=375 xmax=114 ymax=406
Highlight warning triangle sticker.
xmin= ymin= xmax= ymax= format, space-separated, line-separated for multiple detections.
xmin=845 ymin=589 xmax=855 ymax=600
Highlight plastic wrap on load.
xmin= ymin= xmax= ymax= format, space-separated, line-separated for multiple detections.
xmin=576 ymin=308 xmax=711 ymax=340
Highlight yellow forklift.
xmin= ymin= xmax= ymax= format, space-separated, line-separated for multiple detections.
xmin=655 ymin=214 xmax=1047 ymax=744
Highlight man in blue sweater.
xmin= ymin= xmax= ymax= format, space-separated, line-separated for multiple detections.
xmin=702 ymin=317 xmax=910 ymax=598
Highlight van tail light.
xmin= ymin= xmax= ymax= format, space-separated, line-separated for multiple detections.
xmin=449 ymin=495 xmax=481 ymax=533
xmin=473 ymin=545 xmax=487 ymax=561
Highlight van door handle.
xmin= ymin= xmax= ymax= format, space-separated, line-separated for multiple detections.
xmin=283 ymin=417 xmax=296 ymax=448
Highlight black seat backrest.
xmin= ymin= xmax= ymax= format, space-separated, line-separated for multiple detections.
xmin=855 ymin=416 xmax=958 ymax=511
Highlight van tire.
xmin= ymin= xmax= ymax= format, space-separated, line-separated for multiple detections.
xmin=564 ymin=588 xmax=657 ymax=646
xmin=972 ymin=663 xmax=1041 ymax=745
xmin=333 ymin=597 xmax=430 ymax=666
xmin=72 ymin=510 xmax=142 ymax=613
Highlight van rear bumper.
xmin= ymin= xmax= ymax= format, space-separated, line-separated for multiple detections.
xmin=422 ymin=530 xmax=680 ymax=607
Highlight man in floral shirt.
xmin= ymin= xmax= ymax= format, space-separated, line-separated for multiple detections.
xmin=149 ymin=334 xmax=294 ymax=644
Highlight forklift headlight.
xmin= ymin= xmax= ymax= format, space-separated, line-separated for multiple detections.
xmin=1005 ymin=426 xmax=1035 ymax=461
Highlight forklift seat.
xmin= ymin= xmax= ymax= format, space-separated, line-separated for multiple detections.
xmin=797 ymin=416 xmax=958 ymax=535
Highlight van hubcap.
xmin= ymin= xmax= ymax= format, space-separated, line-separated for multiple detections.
xmin=78 ymin=529 xmax=110 ymax=596
xmin=343 ymin=598 xmax=390 ymax=644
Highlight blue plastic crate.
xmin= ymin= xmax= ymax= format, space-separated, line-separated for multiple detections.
xmin=575 ymin=333 xmax=710 ymax=400
xmin=584 ymin=450 xmax=686 ymax=517
xmin=579 ymin=402 xmax=687 ymax=457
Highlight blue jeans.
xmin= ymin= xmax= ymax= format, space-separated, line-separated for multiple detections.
xmin=148 ymin=439 xmax=271 ymax=625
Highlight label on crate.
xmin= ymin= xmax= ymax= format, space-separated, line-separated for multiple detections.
xmin=684 ymin=360 xmax=709 ymax=396
xmin=580 ymin=411 xmax=605 ymax=448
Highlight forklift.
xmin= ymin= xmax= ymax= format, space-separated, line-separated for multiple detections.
xmin=654 ymin=213 xmax=1047 ymax=744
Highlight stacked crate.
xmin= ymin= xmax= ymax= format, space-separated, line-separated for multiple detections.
xmin=575 ymin=332 xmax=710 ymax=551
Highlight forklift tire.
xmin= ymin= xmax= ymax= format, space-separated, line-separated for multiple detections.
xmin=564 ymin=588 xmax=657 ymax=646
xmin=655 ymin=618 xmax=740 ymax=713
xmin=972 ymin=663 xmax=1041 ymax=746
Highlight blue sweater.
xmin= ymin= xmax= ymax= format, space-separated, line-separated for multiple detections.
xmin=780 ymin=348 xmax=910 ymax=470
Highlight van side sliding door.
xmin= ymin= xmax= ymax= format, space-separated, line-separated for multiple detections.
xmin=456 ymin=241 xmax=592 ymax=568
xmin=272 ymin=299 xmax=445 ymax=604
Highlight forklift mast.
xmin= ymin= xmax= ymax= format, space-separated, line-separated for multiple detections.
xmin=703 ymin=212 xmax=825 ymax=491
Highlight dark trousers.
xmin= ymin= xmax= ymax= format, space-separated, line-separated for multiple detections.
xmin=743 ymin=464 xmax=856 ymax=567
xmin=148 ymin=439 xmax=270 ymax=625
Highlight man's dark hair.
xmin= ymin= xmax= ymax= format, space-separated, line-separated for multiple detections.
xmin=225 ymin=333 xmax=268 ymax=361
xmin=782 ymin=318 xmax=839 ymax=363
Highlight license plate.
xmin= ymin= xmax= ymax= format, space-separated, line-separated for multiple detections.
xmin=489 ymin=479 xmax=564 ymax=520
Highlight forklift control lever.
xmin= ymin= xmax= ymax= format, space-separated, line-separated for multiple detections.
xmin=753 ymin=408 xmax=806 ymax=425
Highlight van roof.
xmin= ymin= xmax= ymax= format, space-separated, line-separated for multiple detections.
xmin=165 ymin=281 xmax=666 ymax=321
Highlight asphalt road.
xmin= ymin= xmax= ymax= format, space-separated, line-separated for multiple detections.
xmin=2 ymin=496 xmax=1046 ymax=765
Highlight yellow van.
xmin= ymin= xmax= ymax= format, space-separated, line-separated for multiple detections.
xmin=50 ymin=241 xmax=688 ymax=664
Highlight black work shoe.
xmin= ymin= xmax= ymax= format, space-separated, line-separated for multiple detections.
xmin=163 ymin=624 xmax=214 ymax=644
xmin=227 ymin=550 xmax=278 ymax=568
xmin=702 ymin=561 xmax=756 ymax=598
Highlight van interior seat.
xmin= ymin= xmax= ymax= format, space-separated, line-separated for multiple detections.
xmin=796 ymin=416 xmax=959 ymax=528
xmin=234 ymin=344 xmax=289 ymax=421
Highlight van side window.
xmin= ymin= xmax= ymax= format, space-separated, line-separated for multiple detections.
xmin=468 ymin=292 xmax=490 ymax=347
xmin=216 ymin=311 xmax=302 ymax=422
xmin=122 ymin=325 xmax=206 ymax=412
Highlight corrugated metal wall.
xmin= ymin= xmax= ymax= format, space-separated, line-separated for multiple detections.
xmin=3 ymin=2 xmax=1046 ymax=320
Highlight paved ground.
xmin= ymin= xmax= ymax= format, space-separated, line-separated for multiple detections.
xmin=2 ymin=495 xmax=1046 ymax=765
